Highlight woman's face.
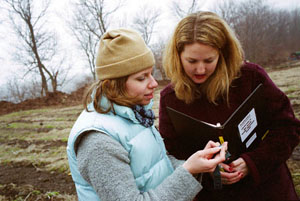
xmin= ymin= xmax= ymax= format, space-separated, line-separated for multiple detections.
xmin=125 ymin=67 xmax=158 ymax=105
xmin=180 ymin=42 xmax=219 ymax=84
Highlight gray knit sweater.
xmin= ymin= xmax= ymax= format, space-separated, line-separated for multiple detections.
xmin=76 ymin=131 xmax=202 ymax=201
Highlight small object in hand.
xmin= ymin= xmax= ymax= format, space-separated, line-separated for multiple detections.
xmin=224 ymin=149 xmax=232 ymax=163
xmin=213 ymin=144 xmax=232 ymax=163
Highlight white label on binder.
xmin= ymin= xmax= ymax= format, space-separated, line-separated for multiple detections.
xmin=238 ymin=108 xmax=257 ymax=142
xmin=246 ymin=133 xmax=257 ymax=148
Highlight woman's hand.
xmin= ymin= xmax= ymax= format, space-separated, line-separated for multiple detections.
xmin=183 ymin=141 xmax=227 ymax=174
xmin=219 ymin=157 xmax=249 ymax=185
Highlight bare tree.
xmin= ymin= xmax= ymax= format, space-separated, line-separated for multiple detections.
xmin=6 ymin=76 xmax=27 ymax=103
xmin=26 ymin=77 xmax=42 ymax=99
xmin=47 ymin=56 xmax=71 ymax=92
xmin=213 ymin=0 xmax=240 ymax=29
xmin=236 ymin=0 xmax=271 ymax=63
xmin=132 ymin=4 xmax=161 ymax=45
xmin=263 ymin=10 xmax=291 ymax=64
xmin=150 ymin=37 xmax=168 ymax=81
xmin=171 ymin=0 xmax=206 ymax=19
xmin=5 ymin=74 xmax=43 ymax=103
xmin=287 ymin=8 xmax=300 ymax=53
xmin=214 ymin=0 xmax=300 ymax=66
xmin=69 ymin=0 xmax=125 ymax=80
xmin=132 ymin=4 xmax=167 ymax=80
xmin=4 ymin=0 xmax=67 ymax=96
xmin=215 ymin=0 xmax=280 ymax=65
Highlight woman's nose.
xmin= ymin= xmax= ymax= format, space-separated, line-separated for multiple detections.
xmin=149 ymin=75 xmax=158 ymax=88
xmin=195 ymin=63 xmax=205 ymax=73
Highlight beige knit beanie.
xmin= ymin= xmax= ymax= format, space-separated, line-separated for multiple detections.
xmin=95 ymin=28 xmax=155 ymax=80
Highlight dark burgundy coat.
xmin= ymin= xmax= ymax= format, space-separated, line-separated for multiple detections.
xmin=159 ymin=62 xmax=300 ymax=201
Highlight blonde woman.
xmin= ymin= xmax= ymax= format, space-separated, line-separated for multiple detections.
xmin=159 ymin=11 xmax=300 ymax=201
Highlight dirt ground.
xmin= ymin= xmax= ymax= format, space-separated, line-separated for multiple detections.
xmin=0 ymin=66 xmax=299 ymax=200
xmin=0 ymin=139 xmax=76 ymax=201
xmin=0 ymin=89 xmax=85 ymax=200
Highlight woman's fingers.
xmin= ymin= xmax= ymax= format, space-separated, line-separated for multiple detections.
xmin=219 ymin=163 xmax=232 ymax=172
xmin=228 ymin=157 xmax=249 ymax=179
xmin=199 ymin=146 xmax=222 ymax=159
xmin=202 ymin=141 xmax=228 ymax=160
xmin=221 ymin=171 xmax=242 ymax=185
xmin=204 ymin=140 xmax=221 ymax=149
xmin=212 ymin=142 xmax=227 ymax=161
xmin=183 ymin=141 xmax=229 ymax=174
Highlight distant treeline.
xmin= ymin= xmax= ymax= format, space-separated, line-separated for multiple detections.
xmin=214 ymin=0 xmax=300 ymax=66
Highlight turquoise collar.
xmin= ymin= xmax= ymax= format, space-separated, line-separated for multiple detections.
xmin=88 ymin=93 xmax=153 ymax=124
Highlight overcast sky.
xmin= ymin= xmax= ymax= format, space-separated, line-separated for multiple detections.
xmin=0 ymin=0 xmax=299 ymax=97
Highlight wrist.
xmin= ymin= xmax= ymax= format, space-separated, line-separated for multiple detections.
xmin=182 ymin=161 xmax=194 ymax=174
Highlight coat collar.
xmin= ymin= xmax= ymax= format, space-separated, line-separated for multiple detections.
xmin=88 ymin=92 xmax=153 ymax=124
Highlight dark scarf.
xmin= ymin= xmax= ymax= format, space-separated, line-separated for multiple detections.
xmin=132 ymin=105 xmax=155 ymax=127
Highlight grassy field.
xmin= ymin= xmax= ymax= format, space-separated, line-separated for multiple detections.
xmin=0 ymin=106 xmax=82 ymax=200
xmin=0 ymin=63 xmax=299 ymax=200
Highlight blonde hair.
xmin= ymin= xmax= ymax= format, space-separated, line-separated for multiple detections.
xmin=83 ymin=76 xmax=140 ymax=114
xmin=163 ymin=11 xmax=244 ymax=104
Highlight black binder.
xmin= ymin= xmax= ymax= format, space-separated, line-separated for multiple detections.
xmin=166 ymin=83 xmax=268 ymax=162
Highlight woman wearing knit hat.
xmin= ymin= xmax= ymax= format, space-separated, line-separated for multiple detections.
xmin=159 ymin=11 xmax=300 ymax=201
xmin=67 ymin=28 xmax=227 ymax=201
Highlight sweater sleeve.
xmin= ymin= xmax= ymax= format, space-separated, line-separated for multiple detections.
xmin=168 ymin=154 xmax=185 ymax=169
xmin=240 ymin=64 xmax=300 ymax=185
xmin=76 ymin=131 xmax=202 ymax=201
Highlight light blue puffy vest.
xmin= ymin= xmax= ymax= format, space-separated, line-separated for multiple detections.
xmin=67 ymin=98 xmax=174 ymax=201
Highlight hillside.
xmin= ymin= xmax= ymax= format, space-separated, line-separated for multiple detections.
xmin=0 ymin=85 xmax=87 ymax=116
